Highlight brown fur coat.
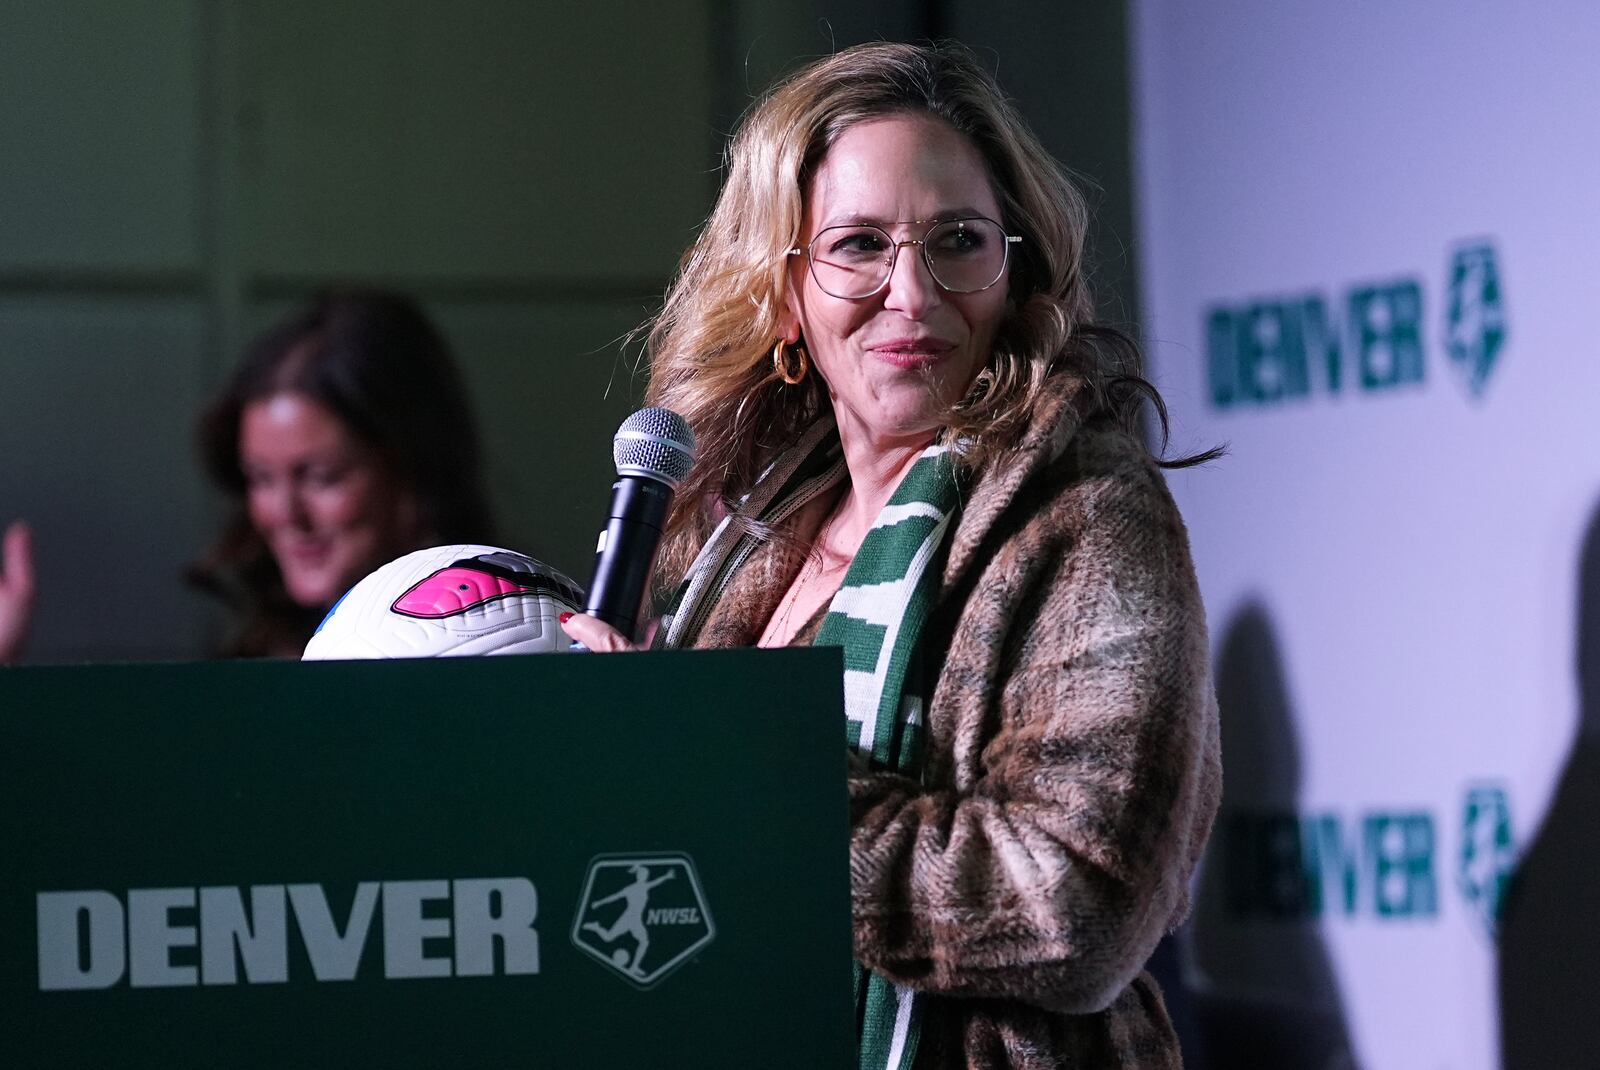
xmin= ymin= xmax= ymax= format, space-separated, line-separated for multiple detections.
xmin=691 ymin=374 xmax=1221 ymax=1068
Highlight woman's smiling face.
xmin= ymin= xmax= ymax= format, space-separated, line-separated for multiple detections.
xmin=239 ymin=392 xmax=414 ymax=609
xmin=784 ymin=112 xmax=1010 ymax=448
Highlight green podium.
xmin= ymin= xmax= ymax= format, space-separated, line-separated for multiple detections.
xmin=0 ymin=648 xmax=853 ymax=1067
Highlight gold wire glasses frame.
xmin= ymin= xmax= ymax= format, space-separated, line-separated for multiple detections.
xmin=787 ymin=216 xmax=1023 ymax=299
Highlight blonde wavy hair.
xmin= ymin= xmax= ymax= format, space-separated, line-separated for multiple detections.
xmin=646 ymin=41 xmax=1196 ymax=588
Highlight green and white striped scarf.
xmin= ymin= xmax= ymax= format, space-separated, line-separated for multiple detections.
xmin=662 ymin=417 xmax=965 ymax=1070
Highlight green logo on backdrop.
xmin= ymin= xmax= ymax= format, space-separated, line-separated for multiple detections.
xmin=570 ymin=854 xmax=714 ymax=987
xmin=1445 ymin=243 xmax=1507 ymax=399
xmin=1223 ymin=783 xmax=1515 ymax=932
xmin=1457 ymin=784 xmax=1514 ymax=936
xmin=1205 ymin=240 xmax=1506 ymax=408
xmin=1223 ymin=809 xmax=1438 ymax=920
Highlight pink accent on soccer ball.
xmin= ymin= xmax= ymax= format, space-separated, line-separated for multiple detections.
xmin=391 ymin=566 xmax=541 ymax=619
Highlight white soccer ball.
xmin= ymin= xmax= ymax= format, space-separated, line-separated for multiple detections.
xmin=302 ymin=544 xmax=584 ymax=660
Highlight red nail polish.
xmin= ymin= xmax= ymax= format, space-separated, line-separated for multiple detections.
xmin=559 ymin=612 xmax=573 ymax=624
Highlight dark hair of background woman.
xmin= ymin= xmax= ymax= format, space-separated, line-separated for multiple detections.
xmin=188 ymin=291 xmax=495 ymax=657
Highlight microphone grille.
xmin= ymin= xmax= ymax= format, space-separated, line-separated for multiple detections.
xmin=613 ymin=407 xmax=696 ymax=487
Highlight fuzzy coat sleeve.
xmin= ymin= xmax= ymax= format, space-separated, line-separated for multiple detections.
xmin=847 ymin=421 xmax=1221 ymax=1016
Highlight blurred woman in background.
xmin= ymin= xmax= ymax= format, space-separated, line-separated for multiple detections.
xmin=188 ymin=291 xmax=495 ymax=657
xmin=1 ymin=292 xmax=492 ymax=663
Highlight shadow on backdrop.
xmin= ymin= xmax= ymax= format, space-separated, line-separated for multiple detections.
xmin=1497 ymin=501 xmax=1600 ymax=1068
xmin=1144 ymin=933 xmax=1205 ymax=1070
xmin=1190 ymin=601 xmax=1357 ymax=1070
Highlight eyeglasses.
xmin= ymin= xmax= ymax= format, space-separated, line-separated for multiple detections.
xmin=788 ymin=216 xmax=1022 ymax=300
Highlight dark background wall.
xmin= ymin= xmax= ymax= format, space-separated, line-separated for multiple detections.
xmin=0 ymin=1 xmax=1136 ymax=661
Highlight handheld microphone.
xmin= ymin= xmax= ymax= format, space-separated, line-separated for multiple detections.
xmin=583 ymin=408 xmax=696 ymax=641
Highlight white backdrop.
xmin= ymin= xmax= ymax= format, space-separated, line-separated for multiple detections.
xmin=1132 ymin=3 xmax=1600 ymax=1068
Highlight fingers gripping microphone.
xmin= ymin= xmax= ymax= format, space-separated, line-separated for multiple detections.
xmin=583 ymin=408 xmax=696 ymax=640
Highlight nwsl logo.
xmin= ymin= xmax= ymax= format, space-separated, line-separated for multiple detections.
xmin=1457 ymin=784 xmax=1515 ymax=937
xmin=570 ymin=854 xmax=714 ymax=988
xmin=1204 ymin=240 xmax=1508 ymax=408
xmin=1444 ymin=244 xmax=1507 ymax=400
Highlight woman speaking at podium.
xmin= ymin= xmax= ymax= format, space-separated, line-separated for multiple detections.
xmin=564 ymin=42 xmax=1221 ymax=1069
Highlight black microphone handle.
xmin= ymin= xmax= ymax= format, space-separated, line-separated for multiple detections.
xmin=584 ymin=476 xmax=673 ymax=638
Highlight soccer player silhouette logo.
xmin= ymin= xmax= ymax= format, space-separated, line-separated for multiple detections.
xmin=580 ymin=864 xmax=675 ymax=978
xmin=570 ymin=854 xmax=714 ymax=987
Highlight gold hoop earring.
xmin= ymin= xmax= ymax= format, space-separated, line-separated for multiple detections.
xmin=772 ymin=339 xmax=808 ymax=385
xmin=970 ymin=366 xmax=997 ymax=400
